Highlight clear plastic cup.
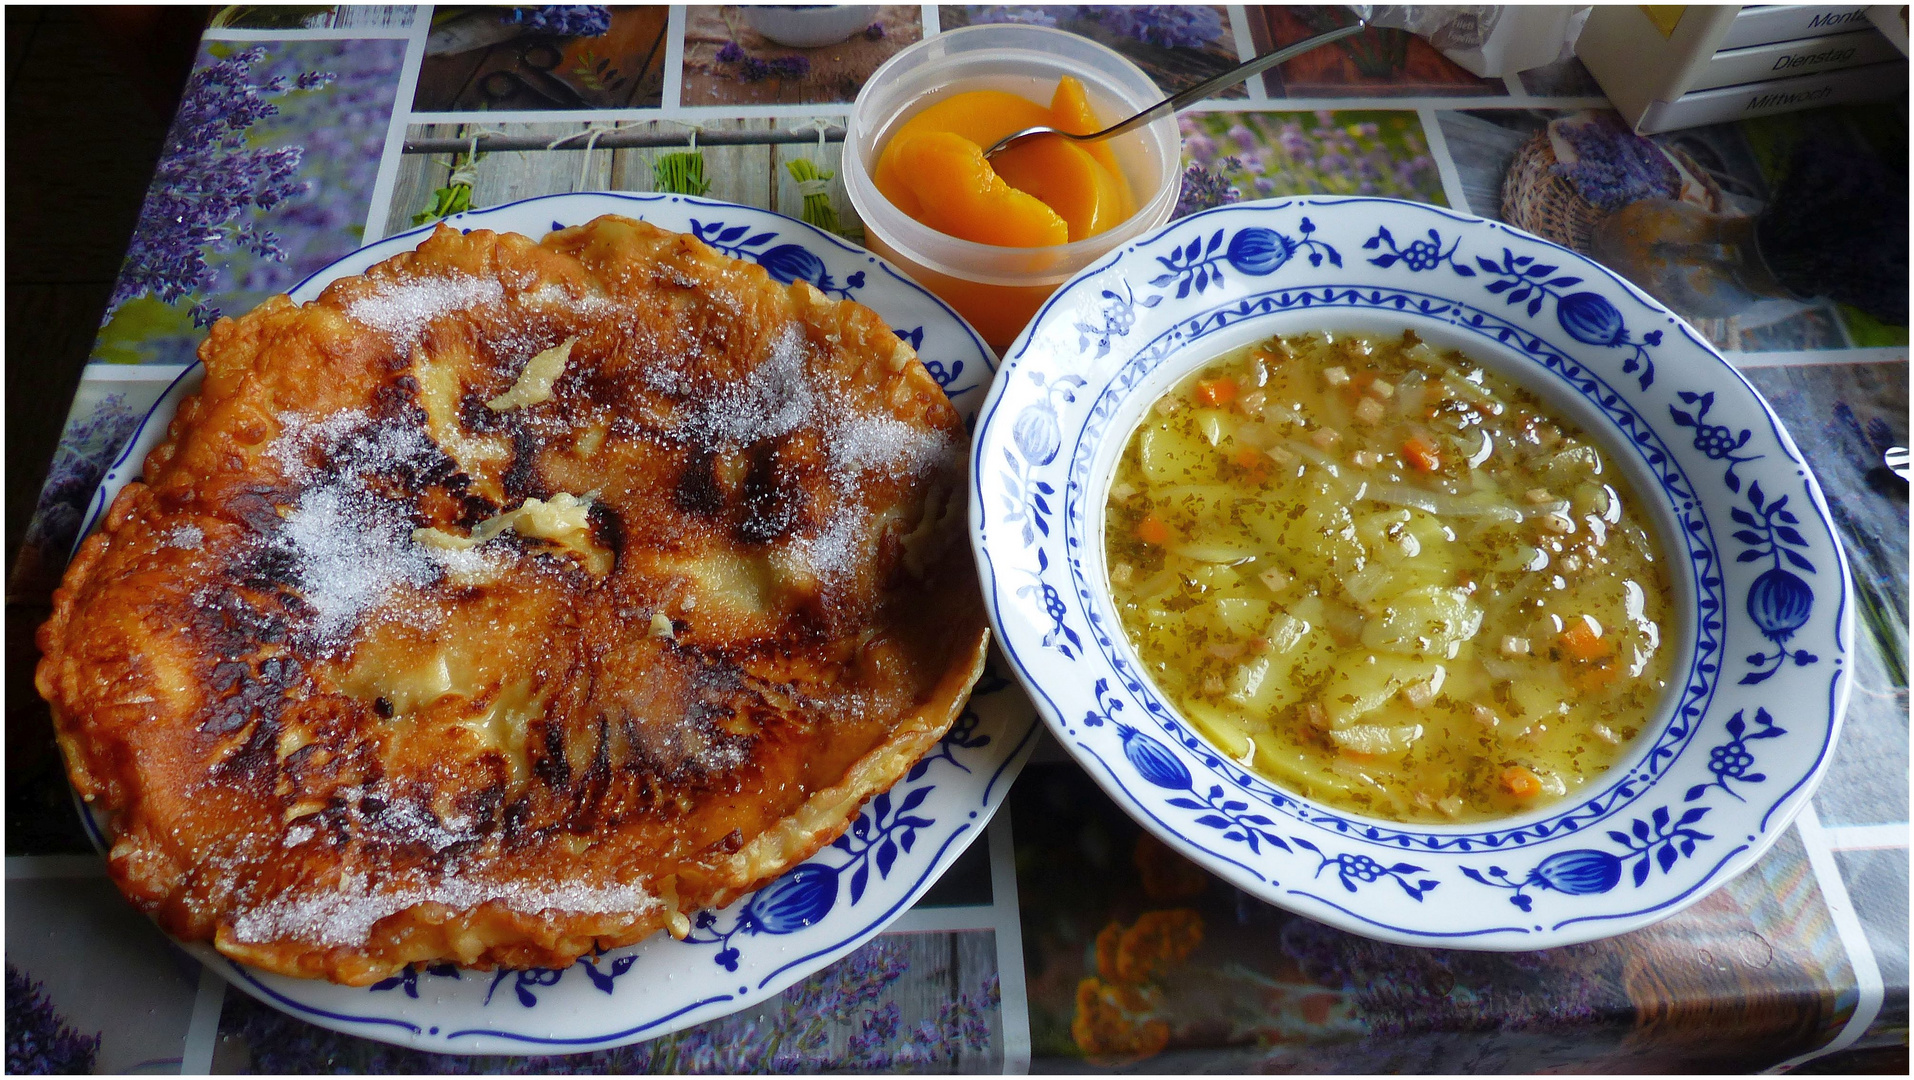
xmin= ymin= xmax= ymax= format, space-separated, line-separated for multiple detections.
xmin=844 ymin=25 xmax=1181 ymax=355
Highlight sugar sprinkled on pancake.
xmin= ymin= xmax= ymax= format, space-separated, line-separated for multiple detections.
xmin=36 ymin=217 xmax=988 ymax=985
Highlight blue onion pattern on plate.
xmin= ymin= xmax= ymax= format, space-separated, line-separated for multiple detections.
xmin=73 ymin=193 xmax=1037 ymax=1054
xmin=970 ymin=196 xmax=1852 ymax=950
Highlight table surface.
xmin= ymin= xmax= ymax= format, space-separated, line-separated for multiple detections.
xmin=6 ymin=5 xmax=1906 ymax=1074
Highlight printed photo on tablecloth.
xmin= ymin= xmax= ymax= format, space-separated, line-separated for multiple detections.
xmin=207 ymin=931 xmax=1005 ymax=1072
xmin=414 ymin=7 xmax=668 ymax=112
xmin=1171 ymin=109 xmax=1445 ymax=220
xmin=680 ymin=6 xmax=921 ymax=108
xmin=88 ymin=37 xmax=407 ymax=367
xmin=207 ymin=5 xmax=416 ymax=30
xmin=1729 ymin=102 xmax=1909 ymax=348
xmin=1740 ymin=361 xmax=1910 ymax=828
xmin=384 ymin=118 xmax=863 ymax=243
xmin=9 ymin=378 xmax=176 ymax=606
xmin=1432 ymin=106 xmax=1908 ymax=354
xmin=1246 ymin=5 xmax=1507 ymax=99
xmin=6 ymin=874 xmax=204 ymax=1074
xmin=1009 ymin=762 xmax=1859 ymax=1073
xmin=1833 ymin=846 xmax=1910 ymax=1045
xmin=938 ymin=6 xmax=1244 ymax=96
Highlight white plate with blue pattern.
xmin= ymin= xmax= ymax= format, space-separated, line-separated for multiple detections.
xmin=970 ymin=196 xmax=1852 ymax=949
xmin=73 ymin=192 xmax=1037 ymax=1052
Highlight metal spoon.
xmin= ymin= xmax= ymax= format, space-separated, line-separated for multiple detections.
xmin=983 ymin=19 xmax=1369 ymax=160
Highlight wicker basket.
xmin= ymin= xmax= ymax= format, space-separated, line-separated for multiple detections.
xmin=1500 ymin=131 xmax=1607 ymax=253
xmin=1501 ymin=130 xmax=1725 ymax=256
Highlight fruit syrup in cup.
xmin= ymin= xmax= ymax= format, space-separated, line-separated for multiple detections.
xmin=845 ymin=25 xmax=1180 ymax=356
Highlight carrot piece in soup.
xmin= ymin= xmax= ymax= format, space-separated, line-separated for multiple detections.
xmin=1559 ymin=620 xmax=1611 ymax=662
xmin=1501 ymin=766 xmax=1543 ymax=799
xmin=1136 ymin=514 xmax=1170 ymax=545
xmin=1402 ymin=435 xmax=1442 ymax=472
xmin=1194 ymin=378 xmax=1238 ymax=407
xmin=1568 ymin=661 xmax=1619 ymax=693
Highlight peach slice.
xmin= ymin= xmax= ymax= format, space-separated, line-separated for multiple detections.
xmin=1046 ymin=75 xmax=1136 ymax=214
xmin=991 ymin=135 xmax=1127 ymax=241
xmin=871 ymin=77 xmax=1136 ymax=247
xmin=886 ymin=131 xmax=1070 ymax=248
xmin=874 ymin=90 xmax=1052 ymax=216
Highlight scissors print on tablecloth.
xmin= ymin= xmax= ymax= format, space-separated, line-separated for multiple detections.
xmin=479 ymin=40 xmax=589 ymax=108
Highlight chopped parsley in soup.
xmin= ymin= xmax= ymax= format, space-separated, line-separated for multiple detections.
xmin=1103 ymin=330 xmax=1675 ymax=824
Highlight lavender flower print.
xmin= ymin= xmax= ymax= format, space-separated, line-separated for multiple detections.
xmin=1547 ymin=111 xmax=1679 ymax=213
xmin=713 ymin=40 xmax=812 ymax=82
xmin=96 ymin=40 xmax=406 ymax=366
xmin=504 ymin=6 xmax=612 ymax=38
xmin=740 ymin=54 xmax=811 ymax=82
xmin=964 ymin=5 xmax=1230 ymax=52
xmin=1178 ymin=111 xmax=1443 ymax=209
xmin=220 ymin=936 xmax=999 ymax=1073
xmin=6 ymin=965 xmax=100 ymax=1075
xmin=228 ymin=41 xmax=407 ymax=296
xmin=965 ymin=6 xmax=1061 ymax=29
xmin=1092 ymin=5 xmax=1227 ymax=51
xmin=111 ymin=46 xmax=331 ymax=327
xmin=1175 ymin=156 xmax=1243 ymax=218
xmin=20 ymin=392 xmax=143 ymax=562
xmin=1278 ymin=920 xmax=1616 ymax=1049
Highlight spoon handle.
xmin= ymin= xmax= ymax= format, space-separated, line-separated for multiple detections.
xmin=1092 ymin=19 xmax=1369 ymax=144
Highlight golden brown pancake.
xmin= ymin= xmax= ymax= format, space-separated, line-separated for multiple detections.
xmin=36 ymin=216 xmax=988 ymax=985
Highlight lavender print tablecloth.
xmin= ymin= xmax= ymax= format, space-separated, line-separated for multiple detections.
xmin=7 ymin=6 xmax=1907 ymax=1074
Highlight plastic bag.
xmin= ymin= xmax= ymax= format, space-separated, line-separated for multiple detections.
xmin=1351 ymin=5 xmax=1592 ymax=77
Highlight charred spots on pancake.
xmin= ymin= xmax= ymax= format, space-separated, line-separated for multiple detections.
xmin=535 ymin=714 xmax=573 ymax=790
xmin=228 ymin=488 xmax=291 ymax=538
xmin=194 ymin=590 xmax=291 ymax=657
xmin=283 ymin=742 xmax=326 ymax=772
xmin=187 ymin=589 xmax=325 ymax=742
xmin=500 ymin=796 xmax=532 ymax=840
xmin=456 ymin=786 xmax=507 ymax=844
xmin=310 ymin=799 xmax=358 ymax=848
xmin=458 ymin=390 xmax=508 ymax=435
xmin=502 ymin=427 xmax=543 ymax=502
xmin=583 ymin=713 xmax=614 ymax=787
xmin=674 ymin=447 xmax=724 ymax=517
xmin=245 ymin=409 xmax=467 ymax=650
xmin=588 ymin=500 xmax=624 ymax=568
xmin=279 ymin=407 xmax=443 ymax=485
xmin=455 ymin=490 xmax=501 ymax=530
xmin=586 ymin=646 xmax=761 ymax=797
xmin=235 ymin=542 xmax=299 ymax=594
xmin=737 ymin=441 xmax=813 ymax=545
xmin=680 ymin=323 xmax=819 ymax=445
xmin=198 ymin=652 xmax=302 ymax=738
xmin=209 ymin=708 xmax=284 ymax=785
xmin=626 ymin=694 xmax=755 ymax=793
xmin=373 ymin=377 xmax=424 ymax=425
xmin=347 ymin=789 xmax=490 ymax=857
xmin=549 ymin=716 xmax=617 ymax=833
xmin=351 ymin=391 xmax=459 ymax=499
